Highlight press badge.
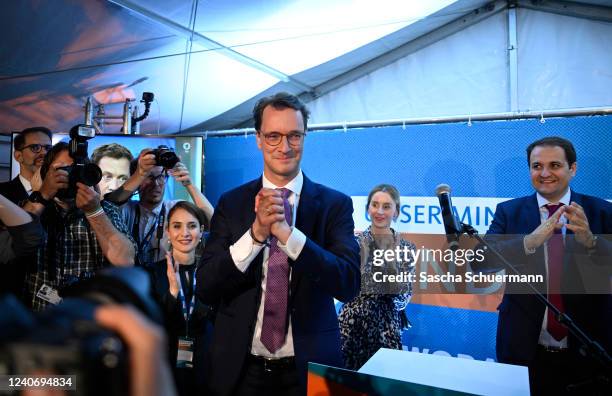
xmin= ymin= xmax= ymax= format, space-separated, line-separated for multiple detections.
xmin=36 ymin=284 xmax=63 ymax=305
xmin=177 ymin=336 xmax=194 ymax=368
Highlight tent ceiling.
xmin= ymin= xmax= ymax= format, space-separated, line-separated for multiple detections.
xmin=0 ymin=0 xmax=609 ymax=135
xmin=0 ymin=0 xmax=490 ymax=134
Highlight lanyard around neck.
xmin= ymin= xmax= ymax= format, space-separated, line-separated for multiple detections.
xmin=175 ymin=263 xmax=197 ymax=326
xmin=133 ymin=203 xmax=165 ymax=250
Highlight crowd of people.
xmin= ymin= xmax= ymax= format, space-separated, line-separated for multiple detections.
xmin=0 ymin=92 xmax=609 ymax=396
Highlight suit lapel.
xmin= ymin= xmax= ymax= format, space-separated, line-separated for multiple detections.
xmin=295 ymin=175 xmax=319 ymax=241
xmin=290 ymin=175 xmax=320 ymax=297
xmin=569 ymin=190 xmax=582 ymax=206
xmin=246 ymin=178 xmax=264 ymax=279
xmin=563 ymin=190 xmax=583 ymax=256
xmin=10 ymin=176 xmax=28 ymax=202
xmin=523 ymin=194 xmax=541 ymax=233
xmin=567 ymin=191 xmax=583 ymax=237
xmin=520 ymin=194 xmax=546 ymax=277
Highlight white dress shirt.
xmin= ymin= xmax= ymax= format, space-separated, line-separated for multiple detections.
xmin=19 ymin=174 xmax=32 ymax=196
xmin=229 ymin=170 xmax=307 ymax=358
xmin=121 ymin=199 xmax=181 ymax=265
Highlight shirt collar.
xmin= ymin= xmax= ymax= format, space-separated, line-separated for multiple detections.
xmin=19 ymin=174 xmax=32 ymax=194
xmin=262 ymin=170 xmax=303 ymax=197
xmin=139 ymin=201 xmax=164 ymax=216
xmin=536 ymin=188 xmax=571 ymax=208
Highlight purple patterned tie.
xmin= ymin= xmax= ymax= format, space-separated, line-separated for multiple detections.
xmin=260 ymin=188 xmax=292 ymax=353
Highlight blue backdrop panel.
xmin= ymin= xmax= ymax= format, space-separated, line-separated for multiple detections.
xmin=204 ymin=115 xmax=612 ymax=205
xmin=403 ymin=303 xmax=498 ymax=361
xmin=204 ymin=115 xmax=612 ymax=361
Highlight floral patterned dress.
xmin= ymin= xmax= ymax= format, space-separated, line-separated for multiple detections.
xmin=338 ymin=226 xmax=416 ymax=370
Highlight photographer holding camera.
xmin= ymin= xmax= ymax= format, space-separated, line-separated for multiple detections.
xmin=1 ymin=267 xmax=177 ymax=396
xmin=107 ymin=146 xmax=213 ymax=269
xmin=21 ymin=135 xmax=136 ymax=311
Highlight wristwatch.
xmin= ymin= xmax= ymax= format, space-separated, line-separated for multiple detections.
xmin=28 ymin=191 xmax=51 ymax=207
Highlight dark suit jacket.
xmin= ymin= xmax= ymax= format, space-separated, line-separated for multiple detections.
xmin=484 ymin=191 xmax=612 ymax=365
xmin=196 ymin=175 xmax=360 ymax=396
xmin=148 ymin=261 xmax=215 ymax=394
xmin=0 ymin=175 xmax=30 ymax=299
xmin=0 ymin=176 xmax=28 ymax=205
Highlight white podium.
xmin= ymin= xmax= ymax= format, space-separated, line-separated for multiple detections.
xmin=358 ymin=348 xmax=530 ymax=396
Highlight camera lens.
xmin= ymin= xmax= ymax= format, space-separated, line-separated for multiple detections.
xmin=153 ymin=146 xmax=179 ymax=169
xmin=158 ymin=150 xmax=179 ymax=169
xmin=80 ymin=164 xmax=102 ymax=187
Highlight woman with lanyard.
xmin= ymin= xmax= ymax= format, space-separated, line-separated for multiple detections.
xmin=149 ymin=201 xmax=214 ymax=396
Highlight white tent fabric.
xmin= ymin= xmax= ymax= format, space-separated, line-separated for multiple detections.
xmin=307 ymin=8 xmax=612 ymax=125
xmin=518 ymin=9 xmax=612 ymax=112
xmin=0 ymin=1 xmax=610 ymax=134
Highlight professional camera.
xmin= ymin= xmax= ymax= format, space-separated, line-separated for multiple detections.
xmin=0 ymin=267 xmax=161 ymax=396
xmin=150 ymin=145 xmax=179 ymax=169
xmin=56 ymin=124 xmax=102 ymax=200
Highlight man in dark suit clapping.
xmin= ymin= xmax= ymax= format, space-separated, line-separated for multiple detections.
xmin=484 ymin=136 xmax=611 ymax=395
xmin=0 ymin=126 xmax=52 ymax=204
xmin=197 ymin=92 xmax=360 ymax=396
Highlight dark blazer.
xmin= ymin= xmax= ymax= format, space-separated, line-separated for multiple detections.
xmin=484 ymin=191 xmax=612 ymax=365
xmin=196 ymin=174 xmax=360 ymax=396
xmin=148 ymin=260 xmax=215 ymax=395
xmin=0 ymin=176 xmax=28 ymax=205
xmin=0 ymin=175 xmax=30 ymax=300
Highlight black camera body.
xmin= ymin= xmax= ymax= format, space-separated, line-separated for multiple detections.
xmin=56 ymin=163 xmax=103 ymax=200
xmin=141 ymin=92 xmax=154 ymax=103
xmin=57 ymin=124 xmax=102 ymax=200
xmin=0 ymin=268 xmax=161 ymax=396
xmin=150 ymin=145 xmax=179 ymax=169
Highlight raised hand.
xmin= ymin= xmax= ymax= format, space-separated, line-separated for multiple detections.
xmin=524 ymin=206 xmax=566 ymax=251
xmin=137 ymin=148 xmax=157 ymax=177
xmin=76 ymin=182 xmax=102 ymax=213
xmin=564 ymin=202 xmax=596 ymax=248
xmin=39 ymin=163 xmax=70 ymax=200
xmin=251 ymin=188 xmax=285 ymax=243
xmin=166 ymin=252 xmax=180 ymax=298
xmin=168 ymin=162 xmax=191 ymax=186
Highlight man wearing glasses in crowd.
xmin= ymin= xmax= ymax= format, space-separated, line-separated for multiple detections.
xmin=113 ymin=150 xmax=213 ymax=268
xmin=0 ymin=127 xmax=52 ymax=300
xmin=0 ymin=126 xmax=52 ymax=204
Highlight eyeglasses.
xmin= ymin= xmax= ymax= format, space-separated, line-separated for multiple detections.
xmin=147 ymin=173 xmax=168 ymax=184
xmin=259 ymin=132 xmax=305 ymax=147
xmin=18 ymin=144 xmax=52 ymax=153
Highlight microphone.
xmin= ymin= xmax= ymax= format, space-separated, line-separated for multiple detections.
xmin=435 ymin=184 xmax=462 ymax=250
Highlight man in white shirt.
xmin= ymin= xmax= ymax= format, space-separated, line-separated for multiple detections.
xmin=483 ymin=136 xmax=611 ymax=395
xmin=197 ymin=92 xmax=360 ymax=396
xmin=0 ymin=127 xmax=52 ymax=300
xmin=118 ymin=151 xmax=214 ymax=268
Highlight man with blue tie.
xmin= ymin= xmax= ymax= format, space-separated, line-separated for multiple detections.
xmin=485 ymin=136 xmax=611 ymax=395
xmin=197 ymin=92 xmax=360 ymax=396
